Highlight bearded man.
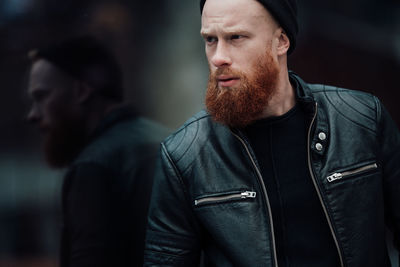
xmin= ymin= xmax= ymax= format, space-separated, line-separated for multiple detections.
xmin=143 ymin=0 xmax=400 ymax=266
xmin=27 ymin=36 xmax=168 ymax=267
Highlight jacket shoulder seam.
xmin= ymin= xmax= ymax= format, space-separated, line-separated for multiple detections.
xmin=168 ymin=112 xmax=211 ymax=137
xmin=161 ymin=142 xmax=192 ymax=202
xmin=320 ymin=85 xmax=377 ymax=135
xmin=163 ymin=112 xmax=212 ymax=163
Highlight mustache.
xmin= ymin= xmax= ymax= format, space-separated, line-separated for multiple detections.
xmin=211 ymin=68 xmax=243 ymax=79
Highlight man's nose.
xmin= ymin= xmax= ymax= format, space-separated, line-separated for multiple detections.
xmin=211 ymin=43 xmax=232 ymax=68
xmin=26 ymin=105 xmax=40 ymax=123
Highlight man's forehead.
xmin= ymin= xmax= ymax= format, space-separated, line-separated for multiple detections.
xmin=202 ymin=13 xmax=265 ymax=26
xmin=30 ymin=59 xmax=72 ymax=81
xmin=28 ymin=59 xmax=71 ymax=92
xmin=201 ymin=0 xmax=270 ymax=30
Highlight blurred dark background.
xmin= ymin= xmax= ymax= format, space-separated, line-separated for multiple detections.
xmin=0 ymin=0 xmax=399 ymax=266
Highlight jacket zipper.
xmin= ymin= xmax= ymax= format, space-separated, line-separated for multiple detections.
xmin=231 ymin=132 xmax=279 ymax=267
xmin=326 ymin=163 xmax=378 ymax=183
xmin=194 ymin=191 xmax=256 ymax=206
xmin=307 ymin=102 xmax=345 ymax=267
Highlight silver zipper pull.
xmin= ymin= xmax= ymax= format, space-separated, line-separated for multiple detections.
xmin=327 ymin=173 xmax=343 ymax=182
xmin=241 ymin=191 xmax=256 ymax=198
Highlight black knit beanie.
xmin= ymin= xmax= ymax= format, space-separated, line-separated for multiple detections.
xmin=200 ymin=0 xmax=298 ymax=54
xmin=29 ymin=36 xmax=124 ymax=101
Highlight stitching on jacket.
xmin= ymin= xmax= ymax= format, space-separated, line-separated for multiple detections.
xmin=374 ymin=96 xmax=386 ymax=162
xmin=168 ymin=127 xmax=187 ymax=156
xmin=308 ymin=84 xmax=348 ymax=93
xmin=310 ymin=84 xmax=372 ymax=96
xmin=347 ymin=93 xmax=375 ymax=111
xmin=161 ymin=143 xmax=205 ymax=241
xmin=175 ymin=122 xmax=200 ymax=164
xmin=167 ymin=111 xmax=210 ymax=138
xmin=166 ymin=112 xmax=210 ymax=160
xmin=336 ymin=91 xmax=376 ymax=123
xmin=162 ymin=143 xmax=190 ymax=198
xmin=161 ymin=143 xmax=202 ymax=224
xmin=323 ymin=86 xmax=377 ymax=135
xmin=373 ymin=96 xmax=381 ymax=131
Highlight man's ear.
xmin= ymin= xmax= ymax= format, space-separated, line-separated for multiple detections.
xmin=74 ymin=81 xmax=95 ymax=104
xmin=276 ymin=29 xmax=290 ymax=56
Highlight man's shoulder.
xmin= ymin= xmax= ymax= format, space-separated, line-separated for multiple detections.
xmin=307 ymin=83 xmax=377 ymax=104
xmin=73 ymin=116 xmax=169 ymax=169
xmin=306 ymin=82 xmax=381 ymax=133
xmin=161 ymin=110 xmax=230 ymax=161
xmin=162 ymin=110 xmax=213 ymax=150
xmin=118 ymin=116 xmax=170 ymax=143
xmin=307 ymin=83 xmax=378 ymax=112
xmin=292 ymin=72 xmax=378 ymax=110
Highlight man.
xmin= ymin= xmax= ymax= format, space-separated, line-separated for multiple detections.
xmin=144 ymin=0 xmax=400 ymax=266
xmin=26 ymin=36 xmax=168 ymax=266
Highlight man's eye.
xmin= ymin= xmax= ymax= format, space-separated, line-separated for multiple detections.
xmin=205 ymin=36 xmax=217 ymax=43
xmin=231 ymin=35 xmax=243 ymax=40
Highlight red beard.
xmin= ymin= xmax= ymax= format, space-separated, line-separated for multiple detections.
xmin=205 ymin=48 xmax=279 ymax=128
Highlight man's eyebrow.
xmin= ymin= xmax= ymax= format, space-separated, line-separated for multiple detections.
xmin=200 ymin=29 xmax=250 ymax=37
xmin=200 ymin=30 xmax=212 ymax=37
xmin=224 ymin=29 xmax=250 ymax=35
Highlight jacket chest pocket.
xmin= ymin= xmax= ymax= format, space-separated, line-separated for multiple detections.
xmin=326 ymin=162 xmax=378 ymax=183
xmin=194 ymin=190 xmax=257 ymax=207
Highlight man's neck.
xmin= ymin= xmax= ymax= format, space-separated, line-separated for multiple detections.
xmin=83 ymin=99 xmax=121 ymax=140
xmin=258 ymin=71 xmax=296 ymax=119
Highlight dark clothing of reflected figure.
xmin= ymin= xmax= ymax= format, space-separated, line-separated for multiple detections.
xmin=60 ymin=106 xmax=168 ymax=267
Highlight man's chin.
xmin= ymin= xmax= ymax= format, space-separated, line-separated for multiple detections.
xmin=218 ymin=84 xmax=239 ymax=91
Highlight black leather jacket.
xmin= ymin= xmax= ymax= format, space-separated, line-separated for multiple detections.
xmin=61 ymin=107 xmax=169 ymax=267
xmin=144 ymin=73 xmax=400 ymax=267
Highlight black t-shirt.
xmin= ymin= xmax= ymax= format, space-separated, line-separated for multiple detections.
xmin=244 ymin=105 xmax=340 ymax=267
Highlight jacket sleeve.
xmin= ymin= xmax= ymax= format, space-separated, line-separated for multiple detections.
xmin=377 ymin=99 xmax=400 ymax=253
xmin=144 ymin=144 xmax=202 ymax=266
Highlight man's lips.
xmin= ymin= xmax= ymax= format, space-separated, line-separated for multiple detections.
xmin=217 ymin=75 xmax=240 ymax=87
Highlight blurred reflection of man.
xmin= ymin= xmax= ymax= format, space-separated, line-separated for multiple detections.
xmin=143 ymin=0 xmax=400 ymax=266
xmin=27 ymin=36 xmax=168 ymax=267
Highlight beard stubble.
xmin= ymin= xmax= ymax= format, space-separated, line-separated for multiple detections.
xmin=205 ymin=47 xmax=280 ymax=128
